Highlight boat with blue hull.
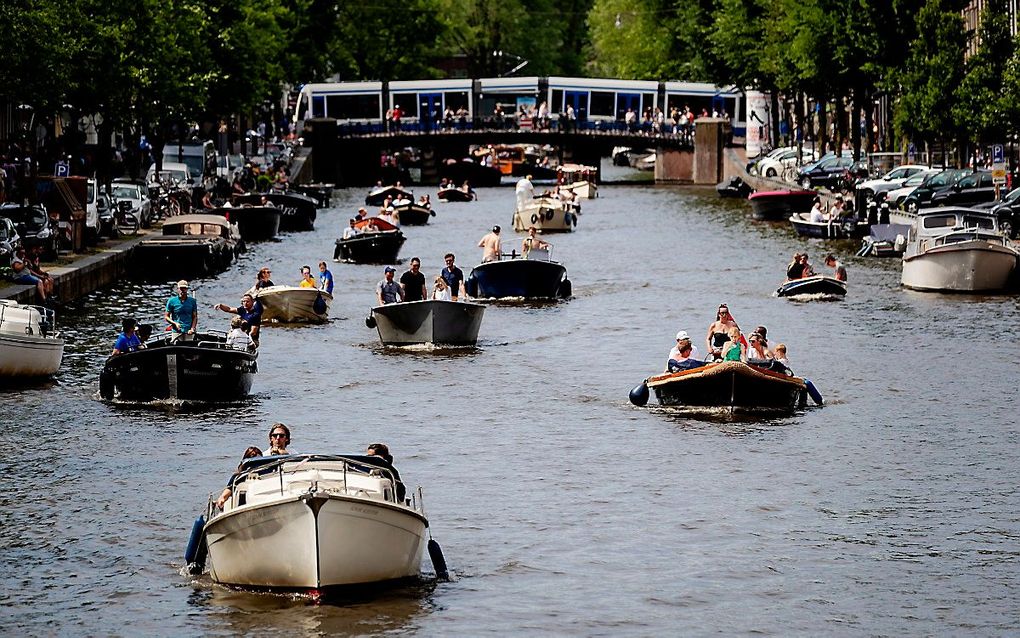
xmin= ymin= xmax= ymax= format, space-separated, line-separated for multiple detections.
xmin=464 ymin=249 xmax=570 ymax=299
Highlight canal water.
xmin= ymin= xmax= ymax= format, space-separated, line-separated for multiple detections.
xmin=3 ymin=167 xmax=1019 ymax=635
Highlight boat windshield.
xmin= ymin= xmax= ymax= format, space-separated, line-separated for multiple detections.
xmin=962 ymin=215 xmax=995 ymax=229
xmin=165 ymin=222 xmax=226 ymax=236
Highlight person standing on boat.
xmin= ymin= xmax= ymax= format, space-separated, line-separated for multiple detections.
xmin=516 ymin=174 xmax=534 ymax=209
xmin=705 ymin=304 xmax=740 ymax=359
xmin=400 ymin=257 xmax=427 ymax=302
xmin=165 ymin=280 xmax=198 ymax=340
xmin=824 ymin=254 xmax=848 ymax=282
xmin=478 ymin=225 xmax=502 ymax=262
xmin=215 ymin=293 xmax=263 ymax=346
xmin=111 ymin=317 xmax=142 ymax=355
xmin=318 ymin=261 xmax=334 ymax=294
xmin=441 ymin=253 xmax=465 ymax=301
xmin=377 ymin=266 xmax=404 ymax=305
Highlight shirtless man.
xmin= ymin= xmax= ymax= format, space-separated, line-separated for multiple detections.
xmin=478 ymin=225 xmax=502 ymax=262
xmin=521 ymin=226 xmax=549 ymax=254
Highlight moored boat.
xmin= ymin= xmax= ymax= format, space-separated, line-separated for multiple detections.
xmin=232 ymin=192 xmax=317 ymax=231
xmin=464 ymin=247 xmax=571 ymax=299
xmin=132 ymin=214 xmax=242 ymax=279
xmin=194 ymin=453 xmax=430 ymax=589
xmin=789 ymin=212 xmax=870 ymax=239
xmin=776 ymin=275 xmax=847 ymax=298
xmin=0 ymin=300 xmax=63 ymax=378
xmin=512 ymin=196 xmax=579 ymax=233
xmin=901 ymin=207 xmax=1019 ymax=292
xmin=856 ymin=223 xmax=910 ymax=258
xmin=98 ymin=330 xmax=257 ymax=402
xmin=253 ymin=286 xmax=333 ymax=323
xmin=393 ymin=203 xmax=435 ymax=226
xmin=291 ymin=183 xmax=333 ymax=208
xmin=366 ymin=185 xmax=414 ymax=206
xmin=716 ymin=176 xmax=752 ymax=199
xmin=213 ymin=205 xmax=281 ymax=241
xmin=334 ymin=217 xmax=406 ymax=263
xmin=368 ymin=299 xmax=485 ymax=346
xmin=749 ymin=189 xmax=817 ymax=221
xmin=644 ymin=361 xmax=807 ymax=411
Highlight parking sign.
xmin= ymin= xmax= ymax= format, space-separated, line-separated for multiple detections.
xmin=992 ymin=143 xmax=1007 ymax=185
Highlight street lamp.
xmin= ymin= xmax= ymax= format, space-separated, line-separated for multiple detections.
xmin=492 ymin=50 xmax=529 ymax=78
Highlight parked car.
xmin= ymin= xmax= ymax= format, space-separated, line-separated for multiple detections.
xmin=901 ymin=168 xmax=973 ymax=212
xmin=798 ymin=154 xmax=868 ymax=190
xmin=885 ymin=169 xmax=943 ymax=209
xmin=984 ymin=187 xmax=1020 ymax=238
xmin=216 ymin=153 xmax=245 ymax=181
xmin=856 ymin=164 xmax=931 ymax=199
xmin=110 ymin=179 xmax=154 ymax=228
xmin=0 ymin=204 xmax=59 ymax=260
xmin=929 ymin=170 xmax=996 ymax=208
xmin=756 ymin=147 xmax=817 ymax=179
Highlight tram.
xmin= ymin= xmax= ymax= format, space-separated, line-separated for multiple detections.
xmin=291 ymin=77 xmax=746 ymax=140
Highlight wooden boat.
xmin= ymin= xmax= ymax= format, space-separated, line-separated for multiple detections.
xmin=749 ymin=190 xmax=817 ymax=221
xmin=789 ymin=212 xmax=870 ymax=239
xmin=253 ymin=286 xmax=333 ymax=323
xmin=512 ymin=196 xmax=579 ymax=233
xmin=232 ymin=192 xmax=317 ymax=231
xmin=776 ymin=275 xmax=847 ymax=297
xmin=437 ymin=187 xmax=475 ymax=202
xmin=333 ymin=217 xmax=406 ymax=263
xmin=0 ymin=300 xmax=63 ymax=378
xmin=645 ymin=361 xmax=807 ymax=410
xmin=193 ymin=454 xmax=431 ymax=589
xmin=393 ymin=203 xmax=435 ymax=226
xmin=557 ymin=163 xmax=598 ymax=199
xmin=98 ymin=331 xmax=257 ymax=402
xmin=213 ymin=205 xmax=281 ymax=241
xmin=132 ymin=214 xmax=242 ymax=279
xmin=901 ymin=208 xmax=1019 ymax=292
xmin=464 ymin=248 xmax=571 ymax=299
xmin=368 ymin=299 xmax=485 ymax=346
xmin=366 ymin=185 xmax=413 ymax=206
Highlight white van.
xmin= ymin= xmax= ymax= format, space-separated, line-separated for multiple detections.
xmin=85 ymin=178 xmax=100 ymax=239
xmin=146 ymin=162 xmax=193 ymax=200
xmin=171 ymin=140 xmax=216 ymax=191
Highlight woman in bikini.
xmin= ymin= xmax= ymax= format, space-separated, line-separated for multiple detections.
xmin=705 ymin=304 xmax=739 ymax=360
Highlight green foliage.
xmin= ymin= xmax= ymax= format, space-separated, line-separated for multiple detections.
xmin=954 ymin=0 xmax=1013 ymax=143
xmin=0 ymin=0 xmax=76 ymax=110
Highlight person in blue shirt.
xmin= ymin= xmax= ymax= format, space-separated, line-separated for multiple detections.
xmin=165 ymin=280 xmax=198 ymax=339
xmin=318 ymin=261 xmax=334 ymax=294
xmin=215 ymin=292 xmax=264 ymax=346
xmin=111 ymin=317 xmax=142 ymax=355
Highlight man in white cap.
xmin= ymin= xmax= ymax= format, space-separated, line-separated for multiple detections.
xmin=666 ymin=330 xmax=701 ymax=370
xmin=165 ymin=280 xmax=198 ymax=340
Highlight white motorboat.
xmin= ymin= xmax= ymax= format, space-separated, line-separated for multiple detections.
xmin=901 ymin=207 xmax=1019 ymax=292
xmin=557 ymin=163 xmax=598 ymax=199
xmin=512 ymin=196 xmax=579 ymax=232
xmin=252 ymin=285 xmax=333 ymax=323
xmin=196 ymin=454 xmax=431 ymax=590
xmin=0 ymin=300 xmax=64 ymax=378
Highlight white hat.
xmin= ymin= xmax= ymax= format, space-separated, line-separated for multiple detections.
xmin=177 ymin=280 xmax=189 ymax=289
xmin=675 ymin=330 xmax=690 ymax=341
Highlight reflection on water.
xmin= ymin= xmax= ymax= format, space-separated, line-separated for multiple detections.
xmin=3 ymin=167 xmax=1020 ymax=634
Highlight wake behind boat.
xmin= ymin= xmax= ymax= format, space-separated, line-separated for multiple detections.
xmin=776 ymin=275 xmax=847 ymax=298
xmin=368 ymin=299 xmax=485 ymax=346
xmin=98 ymin=331 xmax=257 ymax=402
xmin=253 ymin=286 xmax=332 ymax=323
xmin=0 ymin=300 xmax=63 ymax=378
xmin=190 ymin=453 xmax=432 ymax=590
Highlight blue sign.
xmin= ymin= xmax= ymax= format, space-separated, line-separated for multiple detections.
xmin=54 ymin=161 xmax=70 ymax=177
xmin=992 ymin=143 xmax=1005 ymax=164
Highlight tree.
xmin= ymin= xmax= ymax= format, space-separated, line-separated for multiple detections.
xmin=954 ymin=0 xmax=1013 ymax=149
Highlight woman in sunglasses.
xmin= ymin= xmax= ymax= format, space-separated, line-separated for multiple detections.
xmin=705 ymin=304 xmax=740 ymax=360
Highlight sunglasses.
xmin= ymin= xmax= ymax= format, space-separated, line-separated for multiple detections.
xmin=270 ymin=433 xmax=287 ymax=439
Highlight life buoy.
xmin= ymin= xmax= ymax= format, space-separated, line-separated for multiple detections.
xmin=530 ymin=213 xmax=539 ymax=224
xmin=544 ymin=209 xmax=554 ymax=221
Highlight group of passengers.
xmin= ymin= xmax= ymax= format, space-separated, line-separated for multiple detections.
xmin=665 ymin=303 xmax=790 ymax=373
xmin=376 ymin=253 xmax=467 ymax=304
xmin=213 ymin=423 xmax=403 ymax=509
xmin=786 ymin=252 xmax=847 ymax=282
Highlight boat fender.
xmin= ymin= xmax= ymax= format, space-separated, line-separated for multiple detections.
xmin=530 ymin=213 xmax=539 ymax=224
xmin=365 ymin=314 xmax=377 ymax=329
xmin=560 ymin=278 xmax=572 ymax=298
xmin=184 ymin=515 xmax=207 ymax=569
xmin=313 ymin=293 xmax=327 ymax=315
xmin=428 ymin=538 xmax=450 ymax=581
xmin=99 ymin=370 xmax=115 ymax=400
xmin=430 ymin=210 xmax=436 ymax=216
xmin=629 ymin=382 xmax=650 ymax=406
xmin=804 ymin=379 xmax=824 ymax=405
xmin=544 ymin=209 xmax=554 ymax=221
